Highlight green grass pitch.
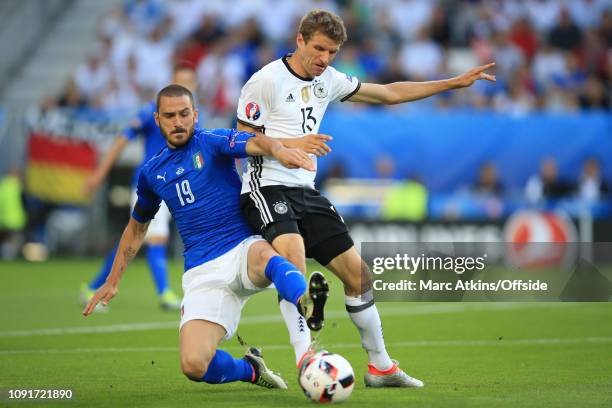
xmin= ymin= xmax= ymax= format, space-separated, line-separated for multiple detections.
xmin=1 ymin=258 xmax=611 ymax=407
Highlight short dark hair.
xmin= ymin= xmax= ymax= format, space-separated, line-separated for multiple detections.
xmin=156 ymin=84 xmax=194 ymax=112
xmin=298 ymin=9 xmax=347 ymax=44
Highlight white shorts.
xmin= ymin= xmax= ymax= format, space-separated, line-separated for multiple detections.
xmin=179 ymin=236 xmax=270 ymax=340
xmin=131 ymin=190 xmax=171 ymax=238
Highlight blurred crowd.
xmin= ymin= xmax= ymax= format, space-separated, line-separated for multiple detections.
xmin=49 ymin=0 xmax=611 ymax=117
xmin=324 ymin=154 xmax=610 ymax=221
xmin=5 ymin=0 xmax=611 ymax=259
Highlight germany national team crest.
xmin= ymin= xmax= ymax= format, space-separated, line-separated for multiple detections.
xmin=245 ymin=102 xmax=260 ymax=120
xmin=301 ymin=86 xmax=310 ymax=103
xmin=192 ymin=151 xmax=204 ymax=170
xmin=313 ymin=82 xmax=328 ymax=98
xmin=273 ymin=201 xmax=288 ymax=214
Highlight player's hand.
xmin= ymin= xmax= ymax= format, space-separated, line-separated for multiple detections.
xmin=275 ymin=147 xmax=316 ymax=171
xmin=82 ymin=281 xmax=119 ymax=316
xmin=82 ymin=173 xmax=102 ymax=196
xmin=453 ymin=62 xmax=496 ymax=88
xmin=294 ymin=134 xmax=332 ymax=157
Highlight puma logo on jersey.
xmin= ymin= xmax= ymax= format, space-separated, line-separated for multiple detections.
xmin=286 ymin=93 xmax=295 ymax=102
xmin=157 ymin=172 xmax=166 ymax=182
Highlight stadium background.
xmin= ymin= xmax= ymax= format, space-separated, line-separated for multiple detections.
xmin=0 ymin=1 xmax=610 ymax=407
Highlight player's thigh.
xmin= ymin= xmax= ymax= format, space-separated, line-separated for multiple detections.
xmin=298 ymin=190 xmax=353 ymax=262
xmin=240 ymin=187 xmax=300 ymax=242
xmin=271 ymin=233 xmax=307 ymax=273
xmin=245 ymin=236 xmax=307 ymax=287
xmin=244 ymin=239 xmax=276 ymax=288
xmin=181 ymin=246 xmax=251 ymax=342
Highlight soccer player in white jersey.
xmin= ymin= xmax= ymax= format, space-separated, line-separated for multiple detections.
xmin=236 ymin=9 xmax=496 ymax=388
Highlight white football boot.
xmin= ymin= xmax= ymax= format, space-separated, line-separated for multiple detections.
xmin=244 ymin=347 xmax=288 ymax=389
xmin=364 ymin=360 xmax=424 ymax=388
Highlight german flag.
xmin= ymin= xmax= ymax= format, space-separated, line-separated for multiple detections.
xmin=25 ymin=133 xmax=97 ymax=205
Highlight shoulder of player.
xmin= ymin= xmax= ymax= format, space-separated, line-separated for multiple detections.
xmin=245 ymin=59 xmax=284 ymax=86
xmin=321 ymin=65 xmax=346 ymax=81
xmin=260 ymin=57 xmax=285 ymax=76
xmin=195 ymin=127 xmax=237 ymax=147
xmin=141 ymin=145 xmax=170 ymax=174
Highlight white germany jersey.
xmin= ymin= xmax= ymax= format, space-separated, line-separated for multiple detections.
xmin=237 ymin=55 xmax=360 ymax=194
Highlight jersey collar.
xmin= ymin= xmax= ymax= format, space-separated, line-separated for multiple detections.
xmin=282 ymin=54 xmax=314 ymax=82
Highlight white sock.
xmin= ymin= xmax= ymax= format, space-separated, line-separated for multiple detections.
xmin=346 ymin=293 xmax=393 ymax=371
xmin=279 ymin=299 xmax=311 ymax=365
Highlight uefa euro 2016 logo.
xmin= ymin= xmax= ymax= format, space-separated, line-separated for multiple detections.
xmin=245 ymin=102 xmax=261 ymax=120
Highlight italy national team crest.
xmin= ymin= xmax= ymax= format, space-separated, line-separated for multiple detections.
xmin=245 ymin=102 xmax=261 ymax=120
xmin=192 ymin=151 xmax=204 ymax=170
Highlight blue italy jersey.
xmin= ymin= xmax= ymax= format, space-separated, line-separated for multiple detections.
xmin=132 ymin=128 xmax=255 ymax=271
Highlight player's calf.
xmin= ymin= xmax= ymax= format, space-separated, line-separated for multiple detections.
xmin=183 ymin=348 xmax=266 ymax=385
xmin=263 ymin=255 xmax=307 ymax=305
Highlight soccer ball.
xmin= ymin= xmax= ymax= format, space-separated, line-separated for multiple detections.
xmin=298 ymin=351 xmax=355 ymax=403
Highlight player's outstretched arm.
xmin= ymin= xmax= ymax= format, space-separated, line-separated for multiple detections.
xmin=82 ymin=217 xmax=149 ymax=316
xmin=280 ymin=134 xmax=332 ymax=157
xmin=244 ymin=132 xmax=315 ymax=171
xmin=237 ymin=122 xmax=332 ymax=158
xmin=348 ymin=62 xmax=496 ymax=105
xmin=83 ymin=136 xmax=129 ymax=195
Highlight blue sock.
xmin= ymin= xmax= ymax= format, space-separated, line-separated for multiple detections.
xmin=88 ymin=246 xmax=117 ymax=290
xmin=265 ymin=256 xmax=306 ymax=305
xmin=146 ymin=244 xmax=169 ymax=295
xmin=201 ymin=349 xmax=254 ymax=384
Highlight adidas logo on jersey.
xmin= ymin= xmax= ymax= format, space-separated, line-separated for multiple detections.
xmin=285 ymin=93 xmax=295 ymax=102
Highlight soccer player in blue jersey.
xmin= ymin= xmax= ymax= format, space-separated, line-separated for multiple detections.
xmin=83 ymin=84 xmax=325 ymax=389
xmin=80 ymin=66 xmax=198 ymax=311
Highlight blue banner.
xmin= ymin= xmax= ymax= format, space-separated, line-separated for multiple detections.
xmin=319 ymin=110 xmax=612 ymax=193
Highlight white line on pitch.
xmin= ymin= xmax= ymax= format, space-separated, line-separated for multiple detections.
xmin=1 ymin=337 xmax=610 ymax=356
xmin=0 ymin=303 xmax=571 ymax=338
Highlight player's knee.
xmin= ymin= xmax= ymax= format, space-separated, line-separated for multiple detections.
xmin=257 ymin=246 xmax=278 ymax=270
xmin=181 ymin=353 xmax=210 ymax=381
xmin=277 ymin=245 xmax=306 ymax=272
xmin=272 ymin=235 xmax=306 ymax=272
xmin=260 ymin=244 xmax=305 ymax=274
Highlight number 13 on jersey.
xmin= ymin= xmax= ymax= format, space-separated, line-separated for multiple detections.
xmin=301 ymin=107 xmax=317 ymax=133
